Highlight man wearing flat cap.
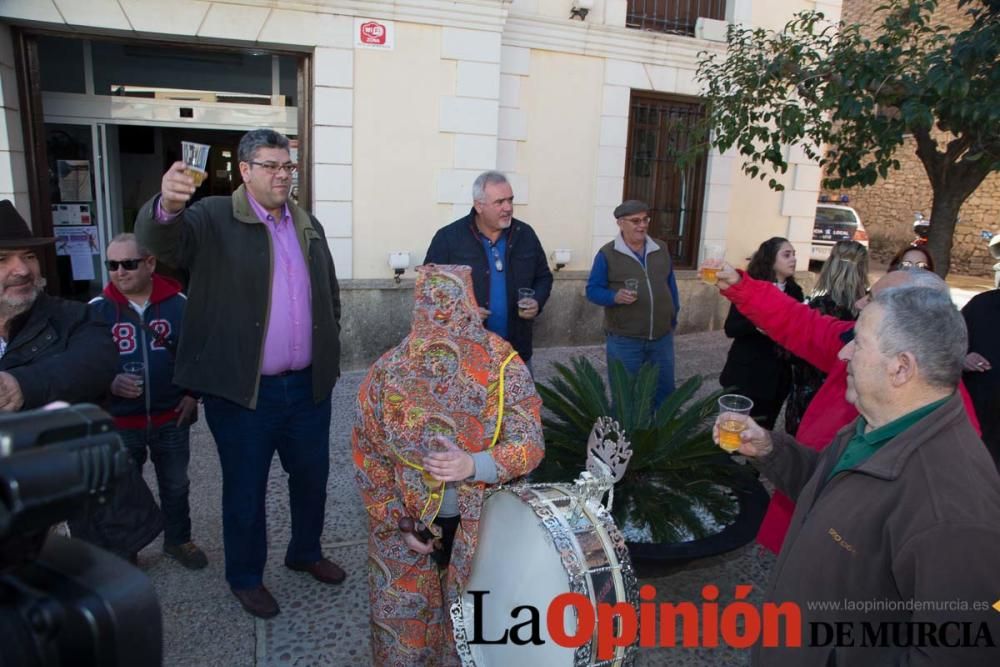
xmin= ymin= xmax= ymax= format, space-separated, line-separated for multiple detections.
xmin=0 ymin=200 xmax=117 ymax=410
xmin=586 ymin=200 xmax=679 ymax=406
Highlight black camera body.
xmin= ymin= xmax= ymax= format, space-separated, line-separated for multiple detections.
xmin=0 ymin=405 xmax=162 ymax=667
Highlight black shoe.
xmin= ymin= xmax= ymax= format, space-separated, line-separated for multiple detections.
xmin=231 ymin=585 xmax=280 ymax=619
xmin=164 ymin=541 xmax=209 ymax=570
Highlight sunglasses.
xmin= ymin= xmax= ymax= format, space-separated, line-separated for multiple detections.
xmin=898 ymin=260 xmax=929 ymax=270
xmin=490 ymin=245 xmax=503 ymax=272
xmin=105 ymin=258 xmax=145 ymax=271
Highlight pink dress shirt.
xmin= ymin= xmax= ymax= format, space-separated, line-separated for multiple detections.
xmin=157 ymin=193 xmax=312 ymax=375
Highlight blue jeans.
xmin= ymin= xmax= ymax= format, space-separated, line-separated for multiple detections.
xmin=120 ymin=421 xmax=192 ymax=547
xmin=203 ymin=368 xmax=332 ymax=590
xmin=605 ymin=332 xmax=676 ymax=408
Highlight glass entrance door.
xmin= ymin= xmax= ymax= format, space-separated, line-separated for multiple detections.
xmin=45 ymin=122 xmax=107 ymax=300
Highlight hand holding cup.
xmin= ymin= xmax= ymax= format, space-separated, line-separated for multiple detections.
xmin=699 ymin=243 xmax=726 ymax=285
xmin=160 ymin=162 xmax=196 ymax=214
xmin=615 ymin=279 xmax=639 ymax=305
xmin=517 ymin=287 xmax=539 ymax=319
xmin=422 ymin=435 xmax=474 ymax=482
xmin=713 ymin=394 xmax=772 ymax=457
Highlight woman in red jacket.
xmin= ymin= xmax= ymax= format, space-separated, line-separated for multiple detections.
xmin=714 ymin=265 xmax=981 ymax=554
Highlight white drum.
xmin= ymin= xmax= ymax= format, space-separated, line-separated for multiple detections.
xmin=451 ymin=484 xmax=639 ymax=666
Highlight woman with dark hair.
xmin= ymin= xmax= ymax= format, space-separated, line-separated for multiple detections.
xmin=719 ymin=237 xmax=803 ymax=429
xmin=888 ymin=244 xmax=935 ymax=272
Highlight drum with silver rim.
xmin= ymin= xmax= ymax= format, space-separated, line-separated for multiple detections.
xmin=451 ymin=483 xmax=639 ymax=666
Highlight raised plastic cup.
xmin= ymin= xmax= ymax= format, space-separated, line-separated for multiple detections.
xmin=181 ymin=141 xmax=210 ymax=187
xmin=700 ymin=243 xmax=726 ymax=285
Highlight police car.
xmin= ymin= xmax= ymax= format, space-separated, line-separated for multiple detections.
xmin=811 ymin=198 xmax=869 ymax=263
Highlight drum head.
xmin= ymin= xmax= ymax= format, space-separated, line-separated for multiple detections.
xmin=460 ymin=489 xmax=578 ymax=665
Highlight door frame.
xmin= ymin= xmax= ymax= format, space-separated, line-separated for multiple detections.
xmin=14 ymin=28 xmax=309 ymax=296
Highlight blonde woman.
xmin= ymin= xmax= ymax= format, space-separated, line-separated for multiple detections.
xmin=784 ymin=240 xmax=869 ymax=435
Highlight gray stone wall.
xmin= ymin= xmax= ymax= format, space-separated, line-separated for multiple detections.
xmin=831 ymin=0 xmax=999 ymax=276
xmin=337 ymin=270 xmax=816 ymax=371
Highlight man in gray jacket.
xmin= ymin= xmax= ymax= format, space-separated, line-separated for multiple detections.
xmin=718 ymin=285 xmax=1000 ymax=666
xmin=136 ymin=129 xmax=344 ymax=619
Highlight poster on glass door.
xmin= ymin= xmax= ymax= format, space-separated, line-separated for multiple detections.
xmin=51 ymin=203 xmax=92 ymax=226
xmin=54 ymin=226 xmax=100 ymax=281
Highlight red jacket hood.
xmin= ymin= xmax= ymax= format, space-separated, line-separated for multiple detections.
xmin=103 ymin=273 xmax=182 ymax=306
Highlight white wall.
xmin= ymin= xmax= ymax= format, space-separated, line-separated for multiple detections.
xmin=353 ymin=22 xmax=455 ymax=278
xmin=519 ymin=49 xmax=604 ymax=269
xmin=0 ymin=24 xmax=29 ymax=225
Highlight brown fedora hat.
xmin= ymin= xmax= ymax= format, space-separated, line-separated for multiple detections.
xmin=0 ymin=200 xmax=54 ymax=248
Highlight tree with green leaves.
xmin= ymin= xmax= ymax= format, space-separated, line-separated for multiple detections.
xmin=696 ymin=0 xmax=999 ymax=276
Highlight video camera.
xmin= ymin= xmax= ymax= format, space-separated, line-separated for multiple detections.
xmin=0 ymin=404 xmax=161 ymax=667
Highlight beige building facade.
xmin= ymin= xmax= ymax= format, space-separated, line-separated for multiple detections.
xmin=0 ymin=0 xmax=840 ymax=366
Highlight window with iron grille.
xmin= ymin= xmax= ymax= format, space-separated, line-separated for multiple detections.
xmin=623 ymin=92 xmax=708 ymax=269
xmin=626 ymin=0 xmax=727 ymax=37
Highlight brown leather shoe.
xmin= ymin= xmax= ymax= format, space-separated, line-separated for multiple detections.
xmin=231 ymin=585 xmax=280 ymax=619
xmin=285 ymin=558 xmax=346 ymax=585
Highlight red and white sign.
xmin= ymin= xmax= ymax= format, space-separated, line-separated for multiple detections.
xmin=355 ymin=18 xmax=395 ymax=50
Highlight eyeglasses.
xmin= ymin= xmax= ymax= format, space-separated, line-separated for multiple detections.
xmin=490 ymin=245 xmax=503 ymax=272
xmin=105 ymin=258 xmax=144 ymax=271
xmin=621 ymin=216 xmax=650 ymax=225
xmin=898 ymin=260 xmax=929 ymax=270
xmin=248 ymin=161 xmax=298 ymax=175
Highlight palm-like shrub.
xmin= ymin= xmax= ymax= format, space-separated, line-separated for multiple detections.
xmin=533 ymin=356 xmax=753 ymax=544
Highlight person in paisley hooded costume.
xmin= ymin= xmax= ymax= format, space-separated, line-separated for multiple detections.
xmin=353 ymin=264 xmax=544 ymax=666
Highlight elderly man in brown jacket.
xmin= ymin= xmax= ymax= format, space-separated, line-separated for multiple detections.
xmin=717 ymin=284 xmax=1000 ymax=666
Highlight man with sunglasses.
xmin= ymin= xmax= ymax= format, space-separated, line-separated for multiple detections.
xmin=89 ymin=233 xmax=206 ymax=570
xmin=424 ymin=170 xmax=553 ymax=368
xmin=586 ymin=200 xmax=680 ymax=408
xmin=135 ymin=129 xmax=344 ymax=619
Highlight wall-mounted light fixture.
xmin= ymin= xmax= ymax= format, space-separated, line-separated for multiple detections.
xmin=388 ymin=251 xmax=410 ymax=283
xmin=552 ymin=248 xmax=572 ymax=271
xmin=570 ymin=0 xmax=594 ymax=21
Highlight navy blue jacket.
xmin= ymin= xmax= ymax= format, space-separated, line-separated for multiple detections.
xmin=89 ymin=275 xmax=189 ymax=428
xmin=0 ymin=293 xmax=117 ymax=408
xmin=424 ymin=209 xmax=553 ymax=361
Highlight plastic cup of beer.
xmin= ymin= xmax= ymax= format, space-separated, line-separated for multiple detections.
xmin=717 ymin=394 xmax=753 ymax=452
xmin=518 ymin=287 xmax=535 ymax=315
xmin=422 ymin=435 xmax=451 ymax=486
xmin=700 ymin=243 xmax=726 ymax=285
xmin=123 ymin=361 xmax=145 ymax=396
xmin=181 ymin=141 xmax=210 ymax=187
xmin=624 ymin=278 xmax=639 ymax=298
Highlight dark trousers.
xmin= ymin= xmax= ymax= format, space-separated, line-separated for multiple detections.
xmin=121 ymin=422 xmax=192 ymax=547
xmin=203 ymin=368 xmax=332 ymax=590
xmin=748 ymin=396 xmax=785 ymax=431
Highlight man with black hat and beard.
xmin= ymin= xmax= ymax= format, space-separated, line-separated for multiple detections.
xmin=0 ymin=200 xmax=117 ymax=410
xmin=586 ymin=199 xmax=680 ymax=407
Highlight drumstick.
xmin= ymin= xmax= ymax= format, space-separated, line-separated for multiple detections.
xmin=398 ymin=517 xmax=437 ymax=546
